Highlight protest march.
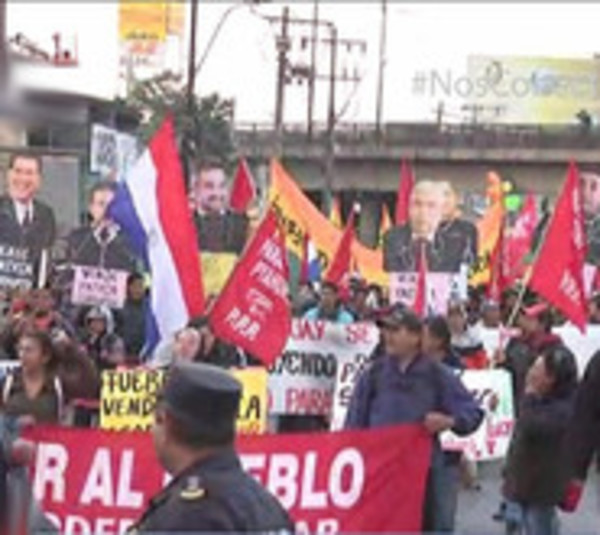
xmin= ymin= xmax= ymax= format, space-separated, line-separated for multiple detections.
xmin=2 ymin=6 xmax=600 ymax=532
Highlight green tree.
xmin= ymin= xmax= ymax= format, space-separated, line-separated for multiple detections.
xmin=123 ymin=71 xmax=235 ymax=169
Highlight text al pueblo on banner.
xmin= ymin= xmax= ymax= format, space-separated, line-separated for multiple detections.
xmin=25 ymin=425 xmax=431 ymax=534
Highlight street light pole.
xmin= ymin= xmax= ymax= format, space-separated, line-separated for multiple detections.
xmin=375 ymin=0 xmax=387 ymax=140
xmin=187 ymin=0 xmax=199 ymax=103
xmin=274 ymin=6 xmax=290 ymax=156
xmin=324 ymin=24 xmax=337 ymax=211
xmin=307 ymin=0 xmax=318 ymax=139
xmin=0 ymin=0 xmax=7 ymax=88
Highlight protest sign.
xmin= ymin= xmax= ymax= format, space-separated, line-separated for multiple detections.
xmin=232 ymin=367 xmax=268 ymax=435
xmin=0 ymin=361 xmax=20 ymax=382
xmin=100 ymin=370 xmax=166 ymax=432
xmin=26 ymin=424 xmax=432 ymax=534
xmin=71 ymin=266 xmax=129 ymax=309
xmin=268 ymin=320 xmax=378 ymax=416
xmin=0 ymin=244 xmax=34 ymax=290
xmin=389 ymin=270 xmax=468 ymax=314
xmin=441 ymin=369 xmax=515 ymax=461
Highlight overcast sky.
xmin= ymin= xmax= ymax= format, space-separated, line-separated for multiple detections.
xmin=7 ymin=3 xmax=600 ymax=124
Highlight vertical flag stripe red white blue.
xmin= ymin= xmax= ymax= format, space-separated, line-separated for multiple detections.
xmin=109 ymin=117 xmax=205 ymax=350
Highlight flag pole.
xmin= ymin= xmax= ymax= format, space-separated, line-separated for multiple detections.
xmin=505 ymin=196 xmax=553 ymax=328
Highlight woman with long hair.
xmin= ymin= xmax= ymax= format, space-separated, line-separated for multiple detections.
xmin=0 ymin=329 xmax=63 ymax=425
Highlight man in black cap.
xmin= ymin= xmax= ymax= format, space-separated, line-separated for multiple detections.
xmin=130 ymin=361 xmax=293 ymax=533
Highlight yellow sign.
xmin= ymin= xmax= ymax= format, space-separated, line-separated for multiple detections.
xmin=232 ymin=368 xmax=268 ymax=435
xmin=100 ymin=369 xmax=166 ymax=431
xmin=269 ymin=160 xmax=387 ymax=286
xmin=467 ymin=55 xmax=600 ymax=124
xmin=166 ymin=2 xmax=186 ymax=37
xmin=119 ymin=2 xmax=168 ymax=42
xmin=201 ymin=252 xmax=238 ymax=297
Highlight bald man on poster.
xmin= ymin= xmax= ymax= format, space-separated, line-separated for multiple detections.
xmin=383 ymin=181 xmax=468 ymax=273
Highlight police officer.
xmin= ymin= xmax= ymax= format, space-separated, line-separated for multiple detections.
xmin=130 ymin=361 xmax=294 ymax=533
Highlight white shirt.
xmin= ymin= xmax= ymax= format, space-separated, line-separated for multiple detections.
xmin=13 ymin=200 xmax=34 ymax=226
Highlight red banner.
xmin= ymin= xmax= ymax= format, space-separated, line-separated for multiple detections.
xmin=25 ymin=425 xmax=431 ymax=534
xmin=209 ymin=209 xmax=291 ymax=365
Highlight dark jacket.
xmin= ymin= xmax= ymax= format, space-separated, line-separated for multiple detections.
xmin=383 ymin=224 xmax=467 ymax=273
xmin=568 ymin=350 xmax=600 ymax=480
xmin=503 ymin=393 xmax=574 ymax=505
xmin=194 ymin=211 xmax=248 ymax=254
xmin=65 ymin=225 xmax=138 ymax=272
xmin=0 ymin=196 xmax=56 ymax=278
xmin=116 ymin=299 xmax=147 ymax=356
xmin=344 ymin=354 xmax=483 ymax=436
xmin=500 ymin=332 xmax=562 ymax=414
xmin=131 ymin=448 xmax=294 ymax=533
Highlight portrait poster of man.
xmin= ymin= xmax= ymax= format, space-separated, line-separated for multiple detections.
xmin=383 ymin=180 xmax=478 ymax=274
xmin=0 ymin=153 xmax=57 ymax=287
xmin=191 ymin=161 xmax=250 ymax=297
xmin=581 ymin=171 xmax=600 ymax=266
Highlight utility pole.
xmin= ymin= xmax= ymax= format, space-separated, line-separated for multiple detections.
xmin=324 ymin=25 xmax=337 ymax=211
xmin=0 ymin=0 xmax=7 ymax=88
xmin=375 ymin=0 xmax=387 ymax=140
xmin=307 ymin=0 xmax=319 ymax=139
xmin=274 ymin=6 xmax=290 ymax=154
xmin=186 ymin=0 xmax=199 ymax=104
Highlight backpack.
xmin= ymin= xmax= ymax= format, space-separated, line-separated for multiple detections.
xmin=2 ymin=371 xmax=65 ymax=423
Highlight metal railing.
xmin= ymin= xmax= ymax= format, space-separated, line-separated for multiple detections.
xmin=234 ymin=121 xmax=600 ymax=150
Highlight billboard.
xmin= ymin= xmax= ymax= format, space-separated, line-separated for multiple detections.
xmin=466 ymin=55 xmax=600 ymax=124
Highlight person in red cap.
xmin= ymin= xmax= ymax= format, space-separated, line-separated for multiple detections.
xmin=495 ymin=301 xmax=562 ymax=415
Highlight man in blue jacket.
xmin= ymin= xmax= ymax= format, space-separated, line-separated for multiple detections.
xmin=344 ymin=305 xmax=483 ymax=532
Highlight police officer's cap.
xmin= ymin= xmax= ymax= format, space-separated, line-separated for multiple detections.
xmin=161 ymin=362 xmax=242 ymax=440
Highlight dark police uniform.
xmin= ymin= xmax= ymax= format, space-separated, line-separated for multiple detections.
xmin=129 ymin=362 xmax=294 ymax=534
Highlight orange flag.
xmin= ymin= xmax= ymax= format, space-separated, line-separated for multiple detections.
xmin=325 ymin=208 xmax=356 ymax=285
xmin=329 ymin=196 xmax=343 ymax=229
xmin=379 ymin=204 xmax=392 ymax=247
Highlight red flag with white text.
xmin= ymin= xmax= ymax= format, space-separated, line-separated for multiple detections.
xmin=528 ymin=162 xmax=588 ymax=331
xmin=209 ymin=209 xmax=291 ymax=364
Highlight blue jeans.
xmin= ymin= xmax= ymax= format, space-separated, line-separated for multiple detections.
xmin=505 ymin=501 xmax=559 ymax=535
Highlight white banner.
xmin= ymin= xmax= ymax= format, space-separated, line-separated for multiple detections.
xmin=480 ymin=325 xmax=600 ymax=376
xmin=389 ymin=270 xmax=468 ymax=314
xmin=267 ymin=320 xmax=379 ymax=416
xmin=441 ymin=369 xmax=514 ymax=461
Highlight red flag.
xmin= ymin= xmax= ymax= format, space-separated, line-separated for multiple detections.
xmin=504 ymin=193 xmax=539 ymax=282
xmin=413 ymin=243 xmax=427 ymax=316
xmin=325 ymin=208 xmax=356 ymax=285
xmin=230 ymin=157 xmax=256 ymax=212
xmin=209 ymin=209 xmax=291 ymax=364
xmin=528 ymin=162 xmax=588 ymax=331
xmin=395 ymin=159 xmax=415 ymax=225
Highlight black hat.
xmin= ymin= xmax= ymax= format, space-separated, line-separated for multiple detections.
xmin=375 ymin=303 xmax=422 ymax=333
xmin=161 ymin=362 xmax=242 ymax=443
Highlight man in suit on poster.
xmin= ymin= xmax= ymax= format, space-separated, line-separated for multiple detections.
xmin=0 ymin=153 xmax=56 ymax=285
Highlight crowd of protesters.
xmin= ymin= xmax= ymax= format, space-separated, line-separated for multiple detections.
xmin=0 ymin=273 xmax=599 ymax=533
